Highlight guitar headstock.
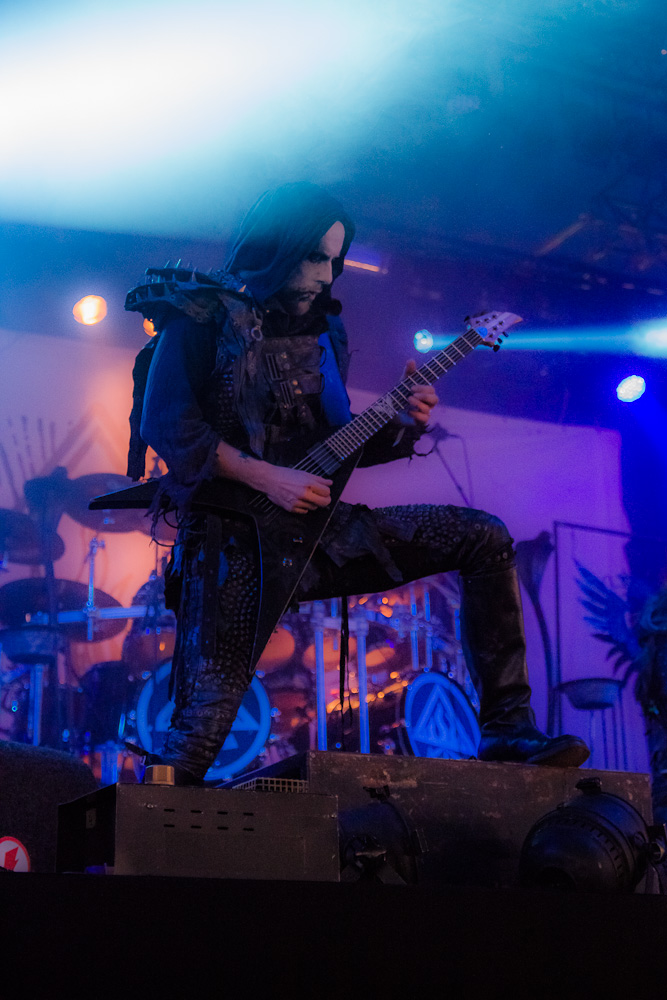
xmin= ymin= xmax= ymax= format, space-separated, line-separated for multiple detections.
xmin=465 ymin=310 xmax=523 ymax=351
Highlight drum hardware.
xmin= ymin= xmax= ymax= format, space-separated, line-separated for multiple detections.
xmin=0 ymin=470 xmax=177 ymax=753
xmin=326 ymin=670 xmax=480 ymax=759
xmin=408 ymin=586 xmax=421 ymax=674
xmin=84 ymin=536 xmax=105 ymax=642
xmin=309 ymin=602 xmax=328 ymax=752
xmin=63 ymin=472 xmax=176 ymax=540
xmin=131 ymin=660 xmax=273 ymax=782
xmin=0 ymin=578 xmax=126 ymax=643
xmin=122 ymin=561 xmax=177 ymax=673
xmin=0 ymin=630 xmax=70 ymax=748
xmin=0 ymin=509 xmax=65 ymax=569
xmin=0 ymin=472 xmax=71 ymax=747
xmin=355 ymin=612 xmax=370 ymax=755
xmin=305 ymin=586 xmax=446 ymax=755
xmin=307 ymin=600 xmax=378 ymax=754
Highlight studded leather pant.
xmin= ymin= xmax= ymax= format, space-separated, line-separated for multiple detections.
xmin=162 ymin=503 xmax=521 ymax=779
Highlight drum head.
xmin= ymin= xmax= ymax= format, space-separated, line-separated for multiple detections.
xmin=400 ymin=671 xmax=480 ymax=759
xmin=133 ymin=661 xmax=272 ymax=782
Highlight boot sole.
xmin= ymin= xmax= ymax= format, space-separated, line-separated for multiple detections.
xmin=525 ymin=739 xmax=590 ymax=768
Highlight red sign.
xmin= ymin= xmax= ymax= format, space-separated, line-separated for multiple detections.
xmin=0 ymin=837 xmax=31 ymax=872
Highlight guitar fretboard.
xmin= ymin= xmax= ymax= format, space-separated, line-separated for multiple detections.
xmin=296 ymin=326 xmax=484 ymax=476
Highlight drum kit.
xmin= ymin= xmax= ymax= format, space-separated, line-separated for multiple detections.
xmin=0 ymin=468 xmax=175 ymax=777
xmin=0 ymin=467 xmax=480 ymax=784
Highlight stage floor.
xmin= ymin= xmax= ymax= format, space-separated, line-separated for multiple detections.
xmin=2 ymin=873 xmax=666 ymax=999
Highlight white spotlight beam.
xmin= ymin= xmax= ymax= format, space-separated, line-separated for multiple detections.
xmin=414 ymin=323 xmax=667 ymax=357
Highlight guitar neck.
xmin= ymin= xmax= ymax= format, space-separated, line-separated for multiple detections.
xmin=297 ymin=325 xmax=484 ymax=476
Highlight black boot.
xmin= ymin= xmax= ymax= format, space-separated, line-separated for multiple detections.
xmin=125 ymin=743 xmax=204 ymax=786
xmin=460 ymin=566 xmax=589 ymax=767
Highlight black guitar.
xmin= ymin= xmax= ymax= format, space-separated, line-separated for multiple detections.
xmin=91 ymin=309 xmax=521 ymax=669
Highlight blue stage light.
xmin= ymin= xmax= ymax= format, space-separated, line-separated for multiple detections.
xmin=414 ymin=330 xmax=434 ymax=352
xmin=616 ymin=375 xmax=646 ymax=402
xmin=638 ymin=325 xmax=667 ymax=357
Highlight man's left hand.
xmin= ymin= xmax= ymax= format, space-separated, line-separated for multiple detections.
xmin=402 ymin=359 xmax=438 ymax=426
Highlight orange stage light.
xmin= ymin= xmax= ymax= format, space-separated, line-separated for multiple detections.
xmin=72 ymin=295 xmax=107 ymax=326
xmin=344 ymin=259 xmax=381 ymax=273
xmin=143 ymin=318 xmax=156 ymax=336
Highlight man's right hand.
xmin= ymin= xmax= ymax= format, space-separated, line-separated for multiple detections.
xmin=214 ymin=440 xmax=332 ymax=513
xmin=261 ymin=466 xmax=333 ymax=514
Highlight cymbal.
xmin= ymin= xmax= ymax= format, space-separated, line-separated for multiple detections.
xmin=64 ymin=473 xmax=175 ymax=540
xmin=63 ymin=474 xmax=152 ymax=534
xmin=0 ymin=509 xmax=65 ymax=564
xmin=0 ymin=578 xmax=125 ymax=641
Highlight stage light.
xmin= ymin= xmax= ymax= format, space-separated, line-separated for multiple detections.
xmin=520 ymin=777 xmax=662 ymax=893
xmin=410 ymin=323 xmax=667 ymax=357
xmin=344 ymin=260 xmax=381 ymax=273
xmin=72 ymin=295 xmax=107 ymax=326
xmin=414 ymin=330 xmax=434 ymax=352
xmin=637 ymin=325 xmax=667 ymax=357
xmin=616 ymin=375 xmax=646 ymax=402
xmin=0 ymin=3 xmax=441 ymax=235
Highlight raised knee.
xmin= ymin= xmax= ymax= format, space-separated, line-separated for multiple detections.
xmin=484 ymin=514 xmax=512 ymax=550
xmin=462 ymin=511 xmax=515 ymax=576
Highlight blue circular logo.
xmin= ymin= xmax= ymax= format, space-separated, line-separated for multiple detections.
xmin=403 ymin=671 xmax=479 ymax=759
xmin=135 ymin=661 xmax=272 ymax=781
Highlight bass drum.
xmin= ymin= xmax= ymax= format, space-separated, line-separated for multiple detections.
xmin=328 ymin=669 xmax=479 ymax=759
xmin=398 ymin=670 xmax=480 ymax=759
xmin=132 ymin=660 xmax=273 ymax=783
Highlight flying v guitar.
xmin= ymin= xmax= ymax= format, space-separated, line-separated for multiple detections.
xmin=91 ymin=309 xmax=522 ymax=670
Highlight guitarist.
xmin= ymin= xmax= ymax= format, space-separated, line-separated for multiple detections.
xmin=127 ymin=182 xmax=589 ymax=783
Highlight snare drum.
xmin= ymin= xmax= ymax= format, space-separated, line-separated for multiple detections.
xmin=131 ymin=660 xmax=273 ymax=782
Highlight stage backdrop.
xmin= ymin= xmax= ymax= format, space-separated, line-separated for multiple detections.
xmin=0 ymin=327 xmax=646 ymax=771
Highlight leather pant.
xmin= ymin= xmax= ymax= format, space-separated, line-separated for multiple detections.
xmin=162 ymin=503 xmax=527 ymax=779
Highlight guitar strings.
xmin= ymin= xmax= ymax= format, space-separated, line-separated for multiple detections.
xmin=247 ymin=328 xmax=485 ymax=518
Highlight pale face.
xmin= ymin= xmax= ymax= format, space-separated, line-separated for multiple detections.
xmin=276 ymin=221 xmax=346 ymax=315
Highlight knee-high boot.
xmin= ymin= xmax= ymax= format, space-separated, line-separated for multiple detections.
xmin=460 ymin=565 xmax=589 ymax=767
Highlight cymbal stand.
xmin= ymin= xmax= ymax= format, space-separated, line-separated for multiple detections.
xmin=31 ymin=491 xmax=62 ymax=746
xmin=409 ymin=586 xmax=420 ymax=674
xmin=85 ymin=536 xmax=105 ymax=641
xmin=423 ymin=584 xmax=434 ymax=671
xmin=353 ymin=610 xmax=370 ymax=754
xmin=310 ymin=599 xmax=372 ymax=754
xmin=311 ymin=601 xmax=328 ymax=750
